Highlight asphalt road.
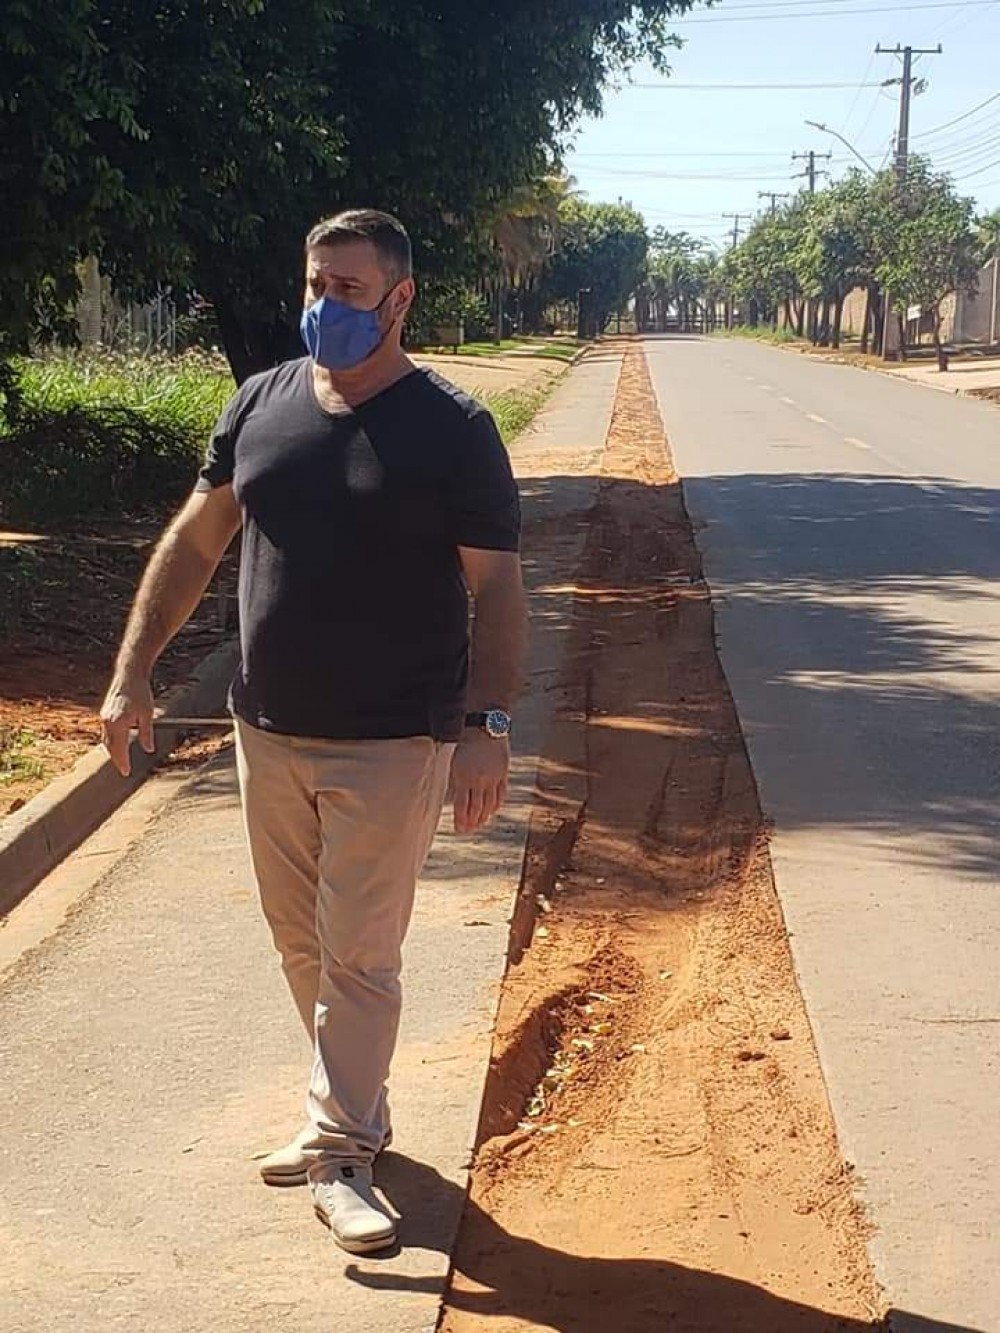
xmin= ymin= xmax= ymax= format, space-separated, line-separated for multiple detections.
xmin=647 ymin=336 xmax=1000 ymax=1333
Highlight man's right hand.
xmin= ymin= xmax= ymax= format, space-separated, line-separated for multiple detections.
xmin=100 ymin=676 xmax=156 ymax=777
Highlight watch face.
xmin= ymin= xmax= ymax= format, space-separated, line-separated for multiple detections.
xmin=485 ymin=709 xmax=512 ymax=738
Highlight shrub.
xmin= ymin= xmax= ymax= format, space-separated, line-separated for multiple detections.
xmin=0 ymin=351 xmax=233 ymax=525
xmin=407 ymin=281 xmax=494 ymax=345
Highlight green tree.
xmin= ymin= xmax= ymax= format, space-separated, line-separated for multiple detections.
xmin=88 ymin=0 xmax=349 ymax=383
xmin=492 ymin=174 xmax=578 ymax=335
xmin=975 ymin=209 xmax=1000 ymax=265
xmin=0 ymin=0 xmax=140 ymax=404
xmin=729 ymin=202 xmax=806 ymax=332
xmin=793 ymin=174 xmax=874 ymax=348
xmin=4 ymin=0 xmax=701 ymax=381
xmin=540 ymin=199 xmax=649 ymax=334
xmin=874 ymin=159 xmax=979 ymax=371
xmin=640 ymin=230 xmax=706 ymax=332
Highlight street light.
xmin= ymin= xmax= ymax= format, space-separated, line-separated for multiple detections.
xmin=804 ymin=120 xmax=878 ymax=175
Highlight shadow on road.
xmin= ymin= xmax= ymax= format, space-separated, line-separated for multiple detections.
xmin=504 ymin=470 xmax=1000 ymax=885
xmin=356 ymin=1153 xmax=982 ymax=1333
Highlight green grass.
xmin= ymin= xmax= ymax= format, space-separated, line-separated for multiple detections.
xmin=13 ymin=348 xmax=234 ymax=432
xmin=714 ymin=325 xmax=803 ymax=345
xmin=482 ymin=382 xmax=554 ymax=443
xmin=0 ymin=346 xmax=558 ymax=525
xmin=419 ymin=336 xmax=582 ymax=363
xmin=0 ymin=727 xmax=46 ymax=786
xmin=0 ymin=350 xmax=235 ymax=525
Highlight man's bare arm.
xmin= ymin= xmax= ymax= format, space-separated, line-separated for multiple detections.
xmin=100 ymin=485 xmax=241 ymax=775
xmin=463 ymin=548 xmax=527 ymax=710
xmin=451 ymin=548 xmax=528 ymax=834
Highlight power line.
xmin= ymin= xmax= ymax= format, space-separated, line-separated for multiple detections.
xmin=927 ymin=130 xmax=1000 ymax=168
xmin=687 ymin=0 xmax=893 ymax=8
xmin=627 ymin=80 xmax=887 ymax=90
xmin=912 ymin=90 xmax=1000 ymax=139
xmin=698 ymin=0 xmax=972 ymax=7
xmin=574 ymin=150 xmax=829 ymax=158
xmin=852 ymin=83 xmax=897 ymax=148
xmin=916 ymin=110 xmax=1000 ymax=154
xmin=839 ymin=50 xmax=879 ymax=137
xmin=674 ymin=1 xmax=998 ymax=24
xmin=572 ymin=150 xmax=874 ymax=160
xmin=571 ymin=166 xmax=808 ymax=181
xmin=952 ymin=154 xmax=1000 ymax=179
xmin=929 ymin=0 xmax=999 ymax=35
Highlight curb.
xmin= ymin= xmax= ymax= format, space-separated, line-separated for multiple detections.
xmin=768 ymin=338 xmax=1000 ymax=401
xmin=0 ymin=639 xmax=240 ymax=918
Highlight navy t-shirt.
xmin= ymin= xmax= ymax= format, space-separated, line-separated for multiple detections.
xmin=196 ymin=359 xmax=520 ymax=741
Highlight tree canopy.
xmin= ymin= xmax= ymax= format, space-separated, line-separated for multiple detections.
xmin=3 ymin=0 xmax=699 ymax=378
xmin=723 ymin=158 xmax=982 ymax=362
xmin=540 ymin=199 xmax=649 ymax=334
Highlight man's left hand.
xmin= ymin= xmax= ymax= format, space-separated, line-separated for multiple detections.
xmin=450 ymin=732 xmax=510 ymax=834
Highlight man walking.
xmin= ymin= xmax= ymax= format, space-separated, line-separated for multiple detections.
xmin=101 ymin=210 xmax=526 ymax=1254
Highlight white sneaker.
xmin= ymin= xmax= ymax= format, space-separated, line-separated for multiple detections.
xmin=312 ymin=1165 xmax=398 ymax=1254
xmin=258 ymin=1124 xmax=393 ymax=1187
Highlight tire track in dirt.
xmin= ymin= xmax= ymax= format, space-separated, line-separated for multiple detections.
xmin=439 ymin=343 xmax=882 ymax=1332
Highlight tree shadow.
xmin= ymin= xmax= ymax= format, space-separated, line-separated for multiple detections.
xmin=500 ymin=470 xmax=1000 ymax=885
xmin=351 ymin=1153 xmax=982 ymax=1333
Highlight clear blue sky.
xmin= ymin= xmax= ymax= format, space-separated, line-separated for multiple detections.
xmin=563 ymin=0 xmax=1000 ymax=250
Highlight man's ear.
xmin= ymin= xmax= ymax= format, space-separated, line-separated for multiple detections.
xmin=395 ymin=277 xmax=416 ymax=322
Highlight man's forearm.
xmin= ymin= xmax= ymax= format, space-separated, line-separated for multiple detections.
xmin=466 ymin=581 xmax=528 ymax=711
xmin=113 ymin=529 xmax=220 ymax=681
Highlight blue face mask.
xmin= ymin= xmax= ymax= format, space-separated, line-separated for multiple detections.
xmin=299 ymin=289 xmax=395 ymax=371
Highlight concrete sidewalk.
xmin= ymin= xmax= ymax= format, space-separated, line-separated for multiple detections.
xmin=0 ymin=350 xmax=622 ymax=1333
xmin=412 ymin=350 xmax=566 ymax=397
xmin=879 ymin=354 xmax=1000 ymax=396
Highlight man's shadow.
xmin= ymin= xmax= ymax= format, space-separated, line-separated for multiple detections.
xmin=356 ymin=1153 xmax=980 ymax=1333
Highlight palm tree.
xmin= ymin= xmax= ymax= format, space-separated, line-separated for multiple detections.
xmin=975 ymin=209 xmax=1000 ymax=266
xmin=492 ymin=174 xmax=578 ymax=335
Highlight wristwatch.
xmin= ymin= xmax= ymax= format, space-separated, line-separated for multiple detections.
xmin=464 ymin=708 xmax=512 ymax=739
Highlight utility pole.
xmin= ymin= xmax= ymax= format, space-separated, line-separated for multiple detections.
xmin=758 ymin=191 xmax=791 ymax=218
xmin=791 ymin=154 xmax=829 ymax=342
xmin=792 ymin=149 xmax=831 ymax=194
xmin=876 ymin=43 xmax=942 ymax=182
xmin=723 ymin=212 xmax=751 ymax=249
xmin=722 ymin=213 xmax=752 ymax=329
xmin=875 ymin=42 xmax=943 ymax=357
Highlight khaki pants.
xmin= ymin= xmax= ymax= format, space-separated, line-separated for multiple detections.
xmin=234 ymin=719 xmax=453 ymax=1178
